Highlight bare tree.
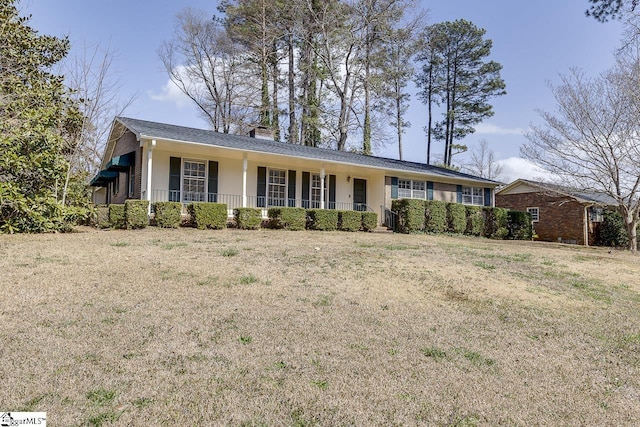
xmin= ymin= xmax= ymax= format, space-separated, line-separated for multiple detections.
xmin=522 ymin=57 xmax=640 ymax=251
xmin=158 ymin=8 xmax=259 ymax=134
xmin=62 ymin=43 xmax=135 ymax=205
xmin=462 ymin=139 xmax=503 ymax=181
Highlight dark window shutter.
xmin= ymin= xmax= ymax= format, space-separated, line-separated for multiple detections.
xmin=391 ymin=177 xmax=398 ymax=199
xmin=208 ymin=161 xmax=218 ymax=202
xmin=456 ymin=185 xmax=463 ymax=204
xmin=329 ymin=175 xmax=336 ymax=209
xmin=427 ymin=181 xmax=434 ymax=200
xmin=257 ymin=166 xmax=267 ymax=208
xmin=288 ymin=170 xmax=296 ymax=207
xmin=484 ymin=188 xmax=492 ymax=207
xmin=169 ymin=157 xmax=181 ymax=202
xmin=302 ymin=172 xmax=310 ymax=209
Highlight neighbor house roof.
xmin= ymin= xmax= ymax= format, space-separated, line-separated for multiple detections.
xmin=497 ymin=179 xmax=618 ymax=205
xmin=114 ymin=117 xmax=499 ymax=186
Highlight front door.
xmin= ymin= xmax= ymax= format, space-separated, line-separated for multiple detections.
xmin=353 ymin=179 xmax=367 ymax=211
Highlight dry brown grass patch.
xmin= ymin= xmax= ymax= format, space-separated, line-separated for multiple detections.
xmin=1 ymin=228 xmax=639 ymax=425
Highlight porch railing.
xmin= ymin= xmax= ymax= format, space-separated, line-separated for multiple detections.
xmin=150 ymin=190 xmax=374 ymax=214
xmin=381 ymin=205 xmax=398 ymax=231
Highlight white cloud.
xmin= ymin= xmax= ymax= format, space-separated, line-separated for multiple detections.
xmin=474 ymin=123 xmax=526 ymax=136
xmin=148 ymin=76 xmax=192 ymax=109
xmin=497 ymin=157 xmax=551 ymax=183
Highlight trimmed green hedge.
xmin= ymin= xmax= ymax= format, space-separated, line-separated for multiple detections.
xmin=234 ymin=208 xmax=262 ymax=230
xmin=188 ymin=202 xmax=227 ymax=230
xmin=307 ymin=209 xmax=338 ymax=231
xmin=267 ymin=207 xmax=307 ymax=230
xmin=392 ymin=199 xmax=425 ymax=233
xmin=484 ymin=207 xmax=509 ymax=239
xmin=125 ymin=200 xmax=149 ymax=229
xmin=465 ymin=206 xmax=484 ymax=236
xmin=507 ymin=210 xmax=533 ymax=240
xmin=361 ymin=212 xmax=377 ymax=232
xmin=96 ymin=205 xmax=110 ymax=229
xmin=339 ymin=210 xmax=362 ymax=231
xmin=153 ymin=202 xmax=182 ymax=228
xmin=425 ymin=200 xmax=447 ymax=233
xmin=447 ymin=203 xmax=466 ymax=234
xmin=108 ymin=204 xmax=125 ymax=229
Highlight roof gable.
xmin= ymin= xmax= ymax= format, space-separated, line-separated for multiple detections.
xmin=497 ymin=179 xmax=618 ymax=205
xmin=114 ymin=117 xmax=500 ymax=186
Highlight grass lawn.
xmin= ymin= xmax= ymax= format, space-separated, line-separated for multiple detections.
xmin=1 ymin=227 xmax=639 ymax=426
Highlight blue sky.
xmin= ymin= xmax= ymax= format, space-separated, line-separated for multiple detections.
xmin=22 ymin=0 xmax=624 ymax=182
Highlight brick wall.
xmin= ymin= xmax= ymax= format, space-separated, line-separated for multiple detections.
xmin=109 ymin=131 xmax=141 ymax=204
xmin=496 ymin=192 xmax=587 ymax=245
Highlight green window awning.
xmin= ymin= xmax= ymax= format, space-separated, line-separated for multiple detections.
xmin=105 ymin=151 xmax=134 ymax=171
xmin=90 ymin=170 xmax=119 ymax=187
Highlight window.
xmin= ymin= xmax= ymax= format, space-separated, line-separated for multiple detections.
xmin=112 ymin=174 xmax=119 ymax=196
xmin=462 ymin=186 xmax=483 ymax=206
xmin=268 ymin=169 xmax=286 ymax=206
xmin=527 ymin=207 xmax=540 ymax=222
xmin=183 ymin=160 xmax=206 ymax=202
xmin=398 ymin=179 xmax=427 ymax=200
xmin=127 ymin=166 xmax=135 ymax=197
xmin=311 ymin=174 xmax=329 ymax=208
xmin=589 ymin=206 xmax=604 ymax=222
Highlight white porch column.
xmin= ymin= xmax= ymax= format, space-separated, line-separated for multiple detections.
xmin=320 ymin=167 xmax=326 ymax=209
xmin=146 ymin=139 xmax=156 ymax=215
xmin=242 ymin=153 xmax=248 ymax=208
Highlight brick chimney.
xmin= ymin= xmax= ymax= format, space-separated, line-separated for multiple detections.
xmin=248 ymin=126 xmax=274 ymax=141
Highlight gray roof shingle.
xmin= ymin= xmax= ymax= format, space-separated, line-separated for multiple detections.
xmin=116 ymin=117 xmax=500 ymax=186
xmin=510 ymin=179 xmax=619 ymax=205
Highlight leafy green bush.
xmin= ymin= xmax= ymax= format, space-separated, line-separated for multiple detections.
xmin=465 ymin=206 xmax=484 ymax=236
xmin=153 ymin=202 xmax=182 ymax=228
xmin=234 ymin=208 xmax=262 ymax=230
xmin=597 ymin=210 xmax=629 ymax=247
xmin=361 ymin=212 xmax=377 ymax=232
xmin=507 ymin=210 xmax=533 ymax=240
xmin=108 ymin=204 xmax=125 ymax=229
xmin=188 ymin=202 xmax=227 ymax=230
xmin=63 ymin=205 xmax=94 ymax=227
xmin=424 ymin=200 xmax=447 ymax=233
xmin=338 ymin=210 xmax=362 ymax=231
xmin=95 ymin=205 xmax=110 ymax=229
xmin=124 ymin=200 xmax=149 ymax=229
xmin=447 ymin=203 xmax=467 ymax=234
xmin=483 ymin=207 xmax=509 ymax=239
xmin=307 ymin=209 xmax=338 ymax=231
xmin=267 ymin=207 xmax=306 ymax=230
xmin=392 ymin=199 xmax=425 ymax=233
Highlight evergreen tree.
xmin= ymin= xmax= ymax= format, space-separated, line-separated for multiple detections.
xmin=416 ymin=20 xmax=506 ymax=167
xmin=0 ymin=0 xmax=73 ymax=232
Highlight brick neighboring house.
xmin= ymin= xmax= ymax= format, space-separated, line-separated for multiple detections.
xmin=496 ymin=179 xmax=617 ymax=246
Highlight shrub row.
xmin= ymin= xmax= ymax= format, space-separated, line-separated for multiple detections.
xmin=104 ymin=202 xmax=377 ymax=232
xmin=107 ymin=200 xmax=150 ymax=229
xmin=392 ymin=198 xmax=531 ymax=240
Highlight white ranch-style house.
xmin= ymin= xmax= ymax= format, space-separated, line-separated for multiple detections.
xmin=91 ymin=117 xmax=500 ymax=225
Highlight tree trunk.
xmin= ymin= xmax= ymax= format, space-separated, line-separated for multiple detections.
xmin=287 ymin=30 xmax=298 ymax=144
xmin=426 ymin=64 xmax=433 ymax=165
xmin=271 ymin=41 xmax=280 ymax=141
xmin=624 ymin=209 xmax=638 ymax=252
xmin=396 ymin=91 xmax=403 ymax=161
xmin=363 ymin=42 xmax=372 ymax=155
